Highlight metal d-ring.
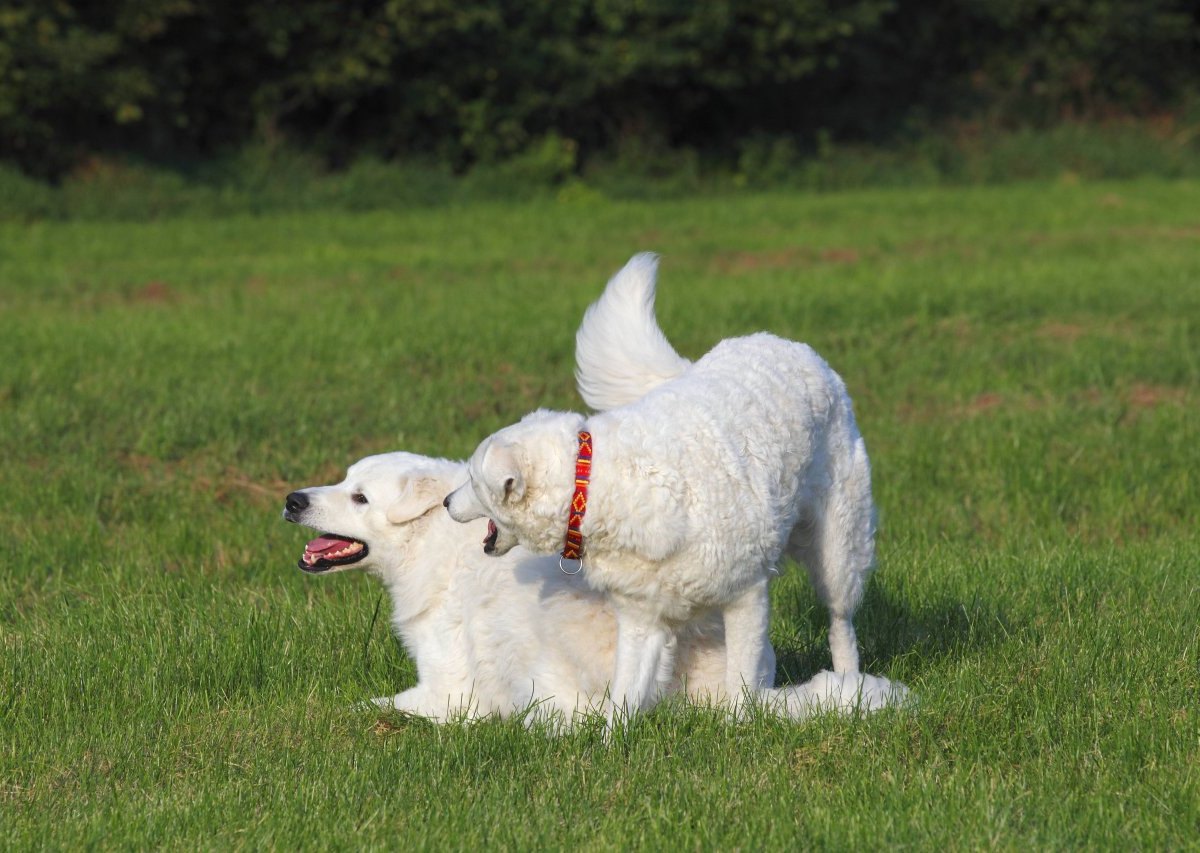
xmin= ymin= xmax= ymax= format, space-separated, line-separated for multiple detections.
xmin=558 ymin=555 xmax=584 ymax=576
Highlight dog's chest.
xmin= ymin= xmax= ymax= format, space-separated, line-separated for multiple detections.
xmin=582 ymin=546 xmax=763 ymax=619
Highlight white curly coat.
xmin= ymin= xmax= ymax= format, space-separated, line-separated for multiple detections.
xmin=445 ymin=254 xmax=878 ymax=719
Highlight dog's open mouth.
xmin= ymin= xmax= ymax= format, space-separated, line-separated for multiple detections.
xmin=299 ymin=534 xmax=369 ymax=572
xmin=483 ymin=520 xmax=499 ymax=554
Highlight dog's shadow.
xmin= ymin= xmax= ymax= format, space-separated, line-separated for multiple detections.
xmin=771 ymin=576 xmax=1012 ymax=685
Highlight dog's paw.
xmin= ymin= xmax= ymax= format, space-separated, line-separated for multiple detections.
xmin=349 ymin=696 xmax=395 ymax=713
xmin=359 ymin=692 xmax=430 ymax=715
xmin=766 ymin=671 xmax=913 ymax=719
xmin=850 ymin=672 xmax=911 ymax=711
xmin=813 ymin=670 xmax=912 ymax=713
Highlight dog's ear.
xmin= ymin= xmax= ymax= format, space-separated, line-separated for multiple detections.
xmin=385 ymin=476 xmax=446 ymax=525
xmin=482 ymin=441 xmax=526 ymax=504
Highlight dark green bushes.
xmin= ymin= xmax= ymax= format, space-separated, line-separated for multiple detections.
xmin=4 ymin=119 xmax=1199 ymax=222
xmin=2 ymin=0 xmax=1197 ymax=179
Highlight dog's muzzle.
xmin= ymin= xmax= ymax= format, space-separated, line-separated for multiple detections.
xmin=282 ymin=489 xmax=369 ymax=572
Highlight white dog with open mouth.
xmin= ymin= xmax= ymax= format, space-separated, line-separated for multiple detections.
xmin=283 ymin=452 xmax=906 ymax=724
xmin=445 ymin=253 xmax=880 ymax=721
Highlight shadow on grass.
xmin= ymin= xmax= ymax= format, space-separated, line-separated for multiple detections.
xmin=773 ymin=583 xmax=1013 ymax=685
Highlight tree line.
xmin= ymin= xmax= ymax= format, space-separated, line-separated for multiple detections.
xmin=3 ymin=0 xmax=1196 ymax=178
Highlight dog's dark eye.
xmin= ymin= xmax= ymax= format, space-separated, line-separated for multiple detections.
xmin=352 ymin=493 xmax=368 ymax=505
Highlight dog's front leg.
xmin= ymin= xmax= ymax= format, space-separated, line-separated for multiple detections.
xmin=608 ymin=604 xmax=673 ymax=728
xmin=722 ymin=577 xmax=774 ymax=711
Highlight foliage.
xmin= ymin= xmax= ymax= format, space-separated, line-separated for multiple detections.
xmin=2 ymin=0 xmax=1198 ymax=177
xmin=2 ymin=120 xmax=1199 ymax=222
xmin=964 ymin=0 xmax=1200 ymax=124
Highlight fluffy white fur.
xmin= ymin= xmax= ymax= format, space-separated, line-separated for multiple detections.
xmin=446 ymin=253 xmax=880 ymax=720
xmin=284 ymin=452 xmax=906 ymax=725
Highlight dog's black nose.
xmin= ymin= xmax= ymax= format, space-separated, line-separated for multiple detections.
xmin=442 ymin=494 xmax=451 ymax=509
xmin=285 ymin=491 xmax=309 ymax=514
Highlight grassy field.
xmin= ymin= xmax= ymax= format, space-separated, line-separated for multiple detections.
xmin=2 ymin=180 xmax=1198 ymax=848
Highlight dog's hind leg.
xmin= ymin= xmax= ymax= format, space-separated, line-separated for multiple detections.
xmin=789 ymin=439 xmax=875 ymax=673
xmin=722 ymin=577 xmax=774 ymax=706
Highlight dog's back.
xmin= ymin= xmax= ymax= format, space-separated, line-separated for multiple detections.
xmin=591 ymin=330 xmax=861 ymax=557
xmin=576 ymin=256 xmax=863 ymax=534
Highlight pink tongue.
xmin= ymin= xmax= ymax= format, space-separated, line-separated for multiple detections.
xmin=307 ymin=535 xmax=353 ymax=555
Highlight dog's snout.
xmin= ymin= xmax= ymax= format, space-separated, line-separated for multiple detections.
xmin=442 ymin=494 xmax=452 ymax=509
xmin=285 ymin=491 xmax=310 ymax=514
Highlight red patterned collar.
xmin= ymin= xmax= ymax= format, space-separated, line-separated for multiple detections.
xmin=560 ymin=430 xmax=592 ymax=571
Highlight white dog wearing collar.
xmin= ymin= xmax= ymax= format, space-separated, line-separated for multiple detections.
xmin=445 ymin=254 xmax=880 ymax=721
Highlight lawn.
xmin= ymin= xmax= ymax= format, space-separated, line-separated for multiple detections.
xmin=2 ymin=180 xmax=1198 ymax=848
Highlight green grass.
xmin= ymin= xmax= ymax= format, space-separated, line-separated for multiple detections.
xmin=2 ymin=180 xmax=1198 ymax=848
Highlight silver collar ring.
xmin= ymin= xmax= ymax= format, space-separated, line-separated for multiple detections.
xmin=558 ymin=555 xmax=583 ymax=576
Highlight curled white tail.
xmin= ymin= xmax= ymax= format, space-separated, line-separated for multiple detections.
xmin=574 ymin=253 xmax=692 ymax=411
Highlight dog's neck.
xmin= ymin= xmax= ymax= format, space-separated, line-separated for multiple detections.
xmin=372 ymin=507 xmax=463 ymax=628
xmin=545 ymin=413 xmax=686 ymax=566
xmin=368 ymin=506 xmax=492 ymax=687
